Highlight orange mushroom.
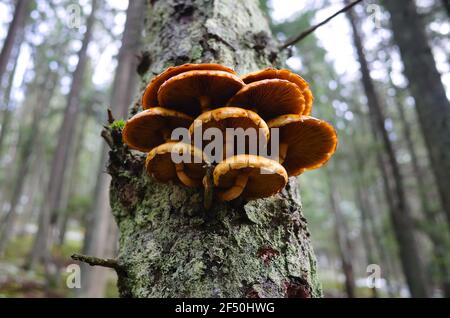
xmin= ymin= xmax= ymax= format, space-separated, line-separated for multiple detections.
xmin=189 ymin=107 xmax=269 ymax=161
xmin=213 ymin=154 xmax=288 ymax=201
xmin=145 ymin=142 xmax=206 ymax=187
xmin=157 ymin=70 xmax=244 ymax=116
xmin=142 ymin=63 xmax=236 ymax=109
xmin=226 ymin=79 xmax=305 ymax=120
xmin=122 ymin=107 xmax=193 ymax=152
xmin=241 ymin=68 xmax=314 ymax=116
xmin=267 ymin=115 xmax=337 ymax=176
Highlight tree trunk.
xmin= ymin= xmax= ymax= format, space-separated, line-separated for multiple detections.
xmin=383 ymin=0 xmax=450 ymax=230
xmin=105 ymin=0 xmax=321 ymax=298
xmin=346 ymin=6 xmax=429 ymax=297
xmin=389 ymin=74 xmax=450 ymax=297
xmin=442 ymin=0 xmax=450 ymax=17
xmin=0 ymin=52 xmax=18 ymax=157
xmin=0 ymin=0 xmax=30 ymax=88
xmin=27 ymin=0 xmax=98 ymax=269
xmin=326 ymin=170 xmax=356 ymax=298
xmin=350 ymin=132 xmax=396 ymax=297
xmin=0 ymin=70 xmax=58 ymax=256
xmin=78 ymin=0 xmax=145 ymax=298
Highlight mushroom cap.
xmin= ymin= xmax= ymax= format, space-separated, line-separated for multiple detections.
xmin=213 ymin=154 xmax=288 ymax=199
xmin=122 ymin=107 xmax=193 ymax=152
xmin=145 ymin=142 xmax=206 ymax=184
xmin=157 ymin=70 xmax=245 ymax=116
xmin=268 ymin=115 xmax=337 ymax=176
xmin=241 ymin=68 xmax=313 ymax=116
xmin=226 ymin=79 xmax=305 ymax=120
xmin=189 ymin=106 xmax=270 ymax=142
xmin=142 ymin=63 xmax=236 ymax=109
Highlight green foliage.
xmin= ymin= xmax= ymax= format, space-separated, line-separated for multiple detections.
xmin=110 ymin=119 xmax=126 ymax=131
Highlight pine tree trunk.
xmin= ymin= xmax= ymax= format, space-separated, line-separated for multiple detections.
xmin=78 ymin=0 xmax=145 ymax=297
xmin=390 ymin=76 xmax=450 ymax=297
xmin=346 ymin=6 xmax=429 ymax=297
xmin=0 ymin=53 xmax=18 ymax=157
xmin=0 ymin=70 xmax=58 ymax=256
xmin=0 ymin=0 xmax=30 ymax=87
xmin=326 ymin=170 xmax=355 ymax=298
xmin=27 ymin=0 xmax=98 ymax=269
xmin=383 ymin=0 xmax=450 ymax=230
xmin=106 ymin=0 xmax=321 ymax=298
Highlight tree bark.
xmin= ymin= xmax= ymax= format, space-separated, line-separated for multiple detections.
xmin=105 ymin=0 xmax=321 ymax=298
xmin=383 ymin=0 xmax=450 ymax=230
xmin=346 ymin=6 xmax=429 ymax=297
xmin=78 ymin=0 xmax=145 ymax=298
xmin=27 ymin=0 xmax=98 ymax=269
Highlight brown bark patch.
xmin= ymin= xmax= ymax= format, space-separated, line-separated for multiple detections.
xmin=257 ymin=246 xmax=280 ymax=265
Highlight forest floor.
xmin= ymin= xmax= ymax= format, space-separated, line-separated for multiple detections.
xmin=0 ymin=234 xmax=118 ymax=298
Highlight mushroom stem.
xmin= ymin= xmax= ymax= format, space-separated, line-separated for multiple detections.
xmin=175 ymin=163 xmax=201 ymax=187
xmin=162 ymin=129 xmax=171 ymax=141
xmin=203 ymin=165 xmax=214 ymax=210
xmin=218 ymin=172 xmax=249 ymax=201
xmin=278 ymin=142 xmax=288 ymax=164
xmin=199 ymin=95 xmax=211 ymax=112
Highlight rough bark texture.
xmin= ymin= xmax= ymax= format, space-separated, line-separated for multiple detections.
xmin=346 ymin=6 xmax=429 ymax=297
xmin=108 ymin=0 xmax=321 ymax=298
xmin=383 ymin=0 xmax=450 ymax=230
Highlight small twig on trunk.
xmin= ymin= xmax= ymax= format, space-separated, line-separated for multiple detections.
xmin=71 ymin=253 xmax=121 ymax=271
xmin=107 ymin=108 xmax=115 ymax=124
xmin=101 ymin=129 xmax=114 ymax=149
xmin=280 ymin=0 xmax=364 ymax=49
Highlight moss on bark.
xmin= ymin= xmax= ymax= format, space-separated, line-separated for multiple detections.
xmin=108 ymin=0 xmax=322 ymax=298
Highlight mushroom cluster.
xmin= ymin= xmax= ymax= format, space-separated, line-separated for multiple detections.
xmin=122 ymin=64 xmax=337 ymax=204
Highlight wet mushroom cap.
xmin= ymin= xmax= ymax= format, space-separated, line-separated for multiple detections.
xmin=226 ymin=79 xmax=305 ymax=120
xmin=157 ymin=70 xmax=245 ymax=116
xmin=142 ymin=63 xmax=236 ymax=109
xmin=122 ymin=107 xmax=193 ymax=152
xmin=213 ymin=154 xmax=288 ymax=199
xmin=241 ymin=68 xmax=313 ymax=116
xmin=145 ymin=142 xmax=206 ymax=184
xmin=268 ymin=115 xmax=337 ymax=176
xmin=189 ymin=106 xmax=270 ymax=143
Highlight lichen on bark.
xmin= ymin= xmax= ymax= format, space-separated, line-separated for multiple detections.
xmin=108 ymin=0 xmax=322 ymax=298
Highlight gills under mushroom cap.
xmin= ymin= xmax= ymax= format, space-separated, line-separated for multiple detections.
xmin=268 ymin=114 xmax=337 ymax=176
xmin=189 ymin=107 xmax=269 ymax=160
xmin=241 ymin=68 xmax=313 ymax=116
xmin=122 ymin=107 xmax=193 ymax=152
xmin=213 ymin=154 xmax=288 ymax=201
xmin=142 ymin=63 xmax=236 ymax=109
xmin=226 ymin=79 xmax=305 ymax=120
xmin=145 ymin=142 xmax=206 ymax=187
xmin=157 ymin=70 xmax=244 ymax=116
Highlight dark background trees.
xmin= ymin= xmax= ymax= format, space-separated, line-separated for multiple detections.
xmin=0 ymin=0 xmax=449 ymax=297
